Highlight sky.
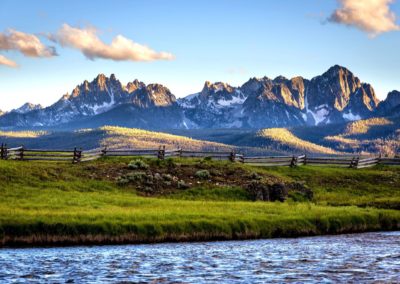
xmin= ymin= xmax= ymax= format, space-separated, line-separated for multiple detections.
xmin=1 ymin=0 xmax=400 ymax=111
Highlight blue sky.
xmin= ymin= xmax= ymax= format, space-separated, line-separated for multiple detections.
xmin=0 ymin=0 xmax=399 ymax=111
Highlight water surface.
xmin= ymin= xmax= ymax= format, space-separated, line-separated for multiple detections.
xmin=1 ymin=231 xmax=399 ymax=283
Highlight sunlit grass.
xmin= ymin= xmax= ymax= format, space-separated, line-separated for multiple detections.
xmin=257 ymin=128 xmax=339 ymax=154
xmin=0 ymin=130 xmax=48 ymax=138
xmin=0 ymin=158 xmax=399 ymax=246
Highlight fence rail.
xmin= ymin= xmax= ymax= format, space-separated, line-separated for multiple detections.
xmin=1 ymin=143 xmax=399 ymax=168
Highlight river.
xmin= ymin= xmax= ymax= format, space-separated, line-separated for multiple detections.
xmin=1 ymin=231 xmax=399 ymax=283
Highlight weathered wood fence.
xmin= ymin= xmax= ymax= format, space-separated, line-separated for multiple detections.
xmin=1 ymin=143 xmax=399 ymax=169
xmin=239 ymin=154 xmax=400 ymax=168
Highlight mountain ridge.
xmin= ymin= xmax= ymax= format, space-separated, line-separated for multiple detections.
xmin=1 ymin=65 xmax=399 ymax=130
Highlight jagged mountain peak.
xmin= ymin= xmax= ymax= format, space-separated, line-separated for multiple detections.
xmin=94 ymin=73 xmax=107 ymax=82
xmin=12 ymin=102 xmax=43 ymax=114
xmin=385 ymin=90 xmax=400 ymax=106
xmin=59 ymin=93 xmax=70 ymax=101
xmin=324 ymin=64 xmax=352 ymax=75
xmin=202 ymin=81 xmax=234 ymax=94
xmin=307 ymin=65 xmax=362 ymax=112
xmin=273 ymin=75 xmax=289 ymax=83
xmin=378 ymin=90 xmax=400 ymax=115
xmin=126 ymin=79 xmax=145 ymax=93
xmin=240 ymin=76 xmax=273 ymax=95
xmin=315 ymin=65 xmax=359 ymax=84
xmin=132 ymin=83 xmax=176 ymax=108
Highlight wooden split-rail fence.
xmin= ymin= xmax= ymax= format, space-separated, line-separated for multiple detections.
xmin=1 ymin=143 xmax=399 ymax=169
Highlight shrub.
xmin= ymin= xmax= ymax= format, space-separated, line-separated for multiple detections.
xmin=195 ymin=170 xmax=211 ymax=179
xmin=249 ymin=172 xmax=262 ymax=180
xmin=165 ymin=158 xmax=176 ymax=168
xmin=162 ymin=174 xmax=173 ymax=181
xmin=178 ymin=180 xmax=189 ymax=189
xmin=153 ymin=158 xmax=176 ymax=168
xmin=154 ymin=173 xmax=162 ymax=181
xmin=126 ymin=172 xmax=146 ymax=182
xmin=117 ymin=177 xmax=130 ymax=186
xmin=128 ymin=159 xmax=149 ymax=170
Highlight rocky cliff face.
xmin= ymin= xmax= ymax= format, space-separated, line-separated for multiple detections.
xmin=177 ymin=81 xmax=247 ymax=128
xmin=0 ymin=66 xmax=398 ymax=130
xmin=302 ymin=65 xmax=380 ymax=125
xmin=377 ymin=90 xmax=400 ymax=115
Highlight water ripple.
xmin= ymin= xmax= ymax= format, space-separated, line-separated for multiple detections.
xmin=0 ymin=231 xmax=399 ymax=283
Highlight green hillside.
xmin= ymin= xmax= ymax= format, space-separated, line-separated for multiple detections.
xmin=0 ymin=157 xmax=399 ymax=246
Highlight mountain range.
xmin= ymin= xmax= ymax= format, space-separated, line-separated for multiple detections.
xmin=0 ymin=65 xmax=399 ymax=130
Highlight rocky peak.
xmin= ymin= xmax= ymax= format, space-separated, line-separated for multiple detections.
xmin=12 ymin=102 xmax=43 ymax=114
xmin=384 ymin=90 xmax=400 ymax=108
xmin=308 ymin=65 xmax=361 ymax=111
xmin=133 ymin=84 xmax=176 ymax=108
xmin=201 ymin=81 xmax=234 ymax=96
xmin=94 ymin=73 xmax=107 ymax=90
xmin=126 ymin=79 xmax=145 ymax=93
xmin=273 ymin=76 xmax=289 ymax=83
xmin=378 ymin=90 xmax=400 ymax=114
xmin=359 ymin=83 xmax=379 ymax=110
xmin=342 ymin=83 xmax=380 ymax=120
xmin=240 ymin=77 xmax=272 ymax=95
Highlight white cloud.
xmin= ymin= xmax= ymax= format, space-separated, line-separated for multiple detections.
xmin=330 ymin=0 xmax=400 ymax=36
xmin=0 ymin=54 xmax=17 ymax=67
xmin=52 ymin=24 xmax=174 ymax=62
xmin=0 ymin=29 xmax=57 ymax=57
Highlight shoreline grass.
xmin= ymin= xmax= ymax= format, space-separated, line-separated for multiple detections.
xmin=0 ymin=158 xmax=399 ymax=247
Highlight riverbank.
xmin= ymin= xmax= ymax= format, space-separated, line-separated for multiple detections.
xmin=0 ymin=158 xmax=399 ymax=247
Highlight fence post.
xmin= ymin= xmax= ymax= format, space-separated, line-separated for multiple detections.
xmin=350 ymin=157 xmax=355 ymax=168
xmin=355 ymin=156 xmax=360 ymax=168
xmin=0 ymin=143 xmax=4 ymax=160
xmin=304 ymin=153 xmax=307 ymax=165
xmin=72 ymin=147 xmax=82 ymax=163
xmin=158 ymin=145 xmax=165 ymax=160
xmin=290 ymin=155 xmax=297 ymax=167
xmin=229 ymin=150 xmax=235 ymax=162
xmin=178 ymin=148 xmax=182 ymax=157
xmin=78 ymin=148 xmax=82 ymax=163
xmin=19 ymin=146 xmax=25 ymax=161
xmin=102 ymin=146 xmax=108 ymax=157
xmin=350 ymin=156 xmax=360 ymax=168
xmin=3 ymin=144 xmax=8 ymax=160
xmin=73 ymin=147 xmax=77 ymax=163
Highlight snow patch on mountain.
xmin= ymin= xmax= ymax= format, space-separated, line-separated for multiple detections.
xmin=217 ymin=93 xmax=246 ymax=107
xmin=91 ymin=85 xmax=116 ymax=115
xmin=310 ymin=105 xmax=330 ymax=125
xmin=343 ymin=111 xmax=361 ymax=121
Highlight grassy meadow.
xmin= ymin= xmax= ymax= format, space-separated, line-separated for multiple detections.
xmin=0 ymin=157 xmax=399 ymax=246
